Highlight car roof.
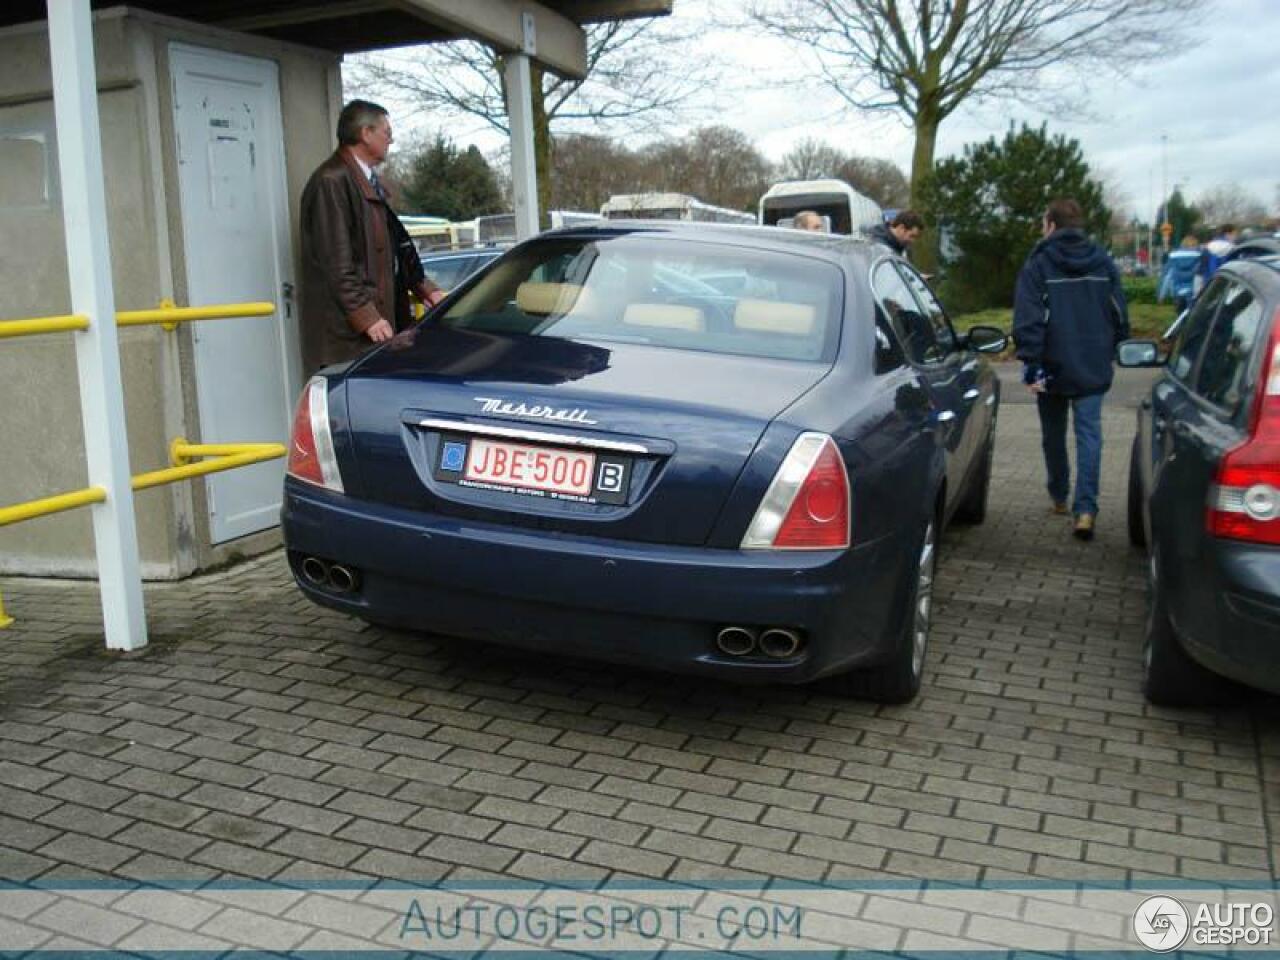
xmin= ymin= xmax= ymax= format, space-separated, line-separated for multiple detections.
xmin=420 ymin=246 xmax=507 ymax=260
xmin=540 ymin=219 xmax=885 ymax=264
xmin=1226 ymin=236 xmax=1280 ymax=266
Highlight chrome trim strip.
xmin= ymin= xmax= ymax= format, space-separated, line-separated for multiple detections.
xmin=418 ymin=418 xmax=650 ymax=454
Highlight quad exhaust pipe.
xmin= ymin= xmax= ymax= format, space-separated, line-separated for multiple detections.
xmin=298 ymin=555 xmax=360 ymax=595
xmin=715 ymin=625 xmax=805 ymax=660
xmin=758 ymin=627 xmax=802 ymax=659
xmin=715 ymin=626 xmax=757 ymax=656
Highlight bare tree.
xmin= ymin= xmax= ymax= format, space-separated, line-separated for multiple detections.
xmin=549 ymin=134 xmax=639 ymax=212
xmin=778 ymin=138 xmax=848 ymax=181
xmin=348 ymin=18 xmax=712 ymax=223
xmin=742 ymin=0 xmax=1198 ymax=267
xmin=778 ymin=138 xmax=910 ymax=209
xmin=1196 ymin=182 xmax=1269 ymax=227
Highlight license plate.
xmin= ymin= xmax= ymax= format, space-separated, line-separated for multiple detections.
xmin=464 ymin=438 xmax=595 ymax=497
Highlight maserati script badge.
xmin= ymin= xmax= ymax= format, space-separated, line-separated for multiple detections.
xmin=474 ymin=396 xmax=598 ymax=426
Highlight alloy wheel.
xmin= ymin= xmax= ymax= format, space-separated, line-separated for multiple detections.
xmin=911 ymin=520 xmax=937 ymax=678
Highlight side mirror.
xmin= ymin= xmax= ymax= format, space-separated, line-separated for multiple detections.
xmin=966 ymin=324 xmax=1008 ymax=354
xmin=1116 ymin=339 xmax=1163 ymax=368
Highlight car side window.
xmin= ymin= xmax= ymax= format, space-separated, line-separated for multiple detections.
xmin=871 ymin=261 xmax=941 ymax=365
xmin=874 ymin=307 xmax=906 ymax=373
xmin=1168 ymin=279 xmax=1227 ymax=382
xmin=896 ymin=264 xmax=957 ymax=357
xmin=1193 ymin=281 xmax=1264 ymax=414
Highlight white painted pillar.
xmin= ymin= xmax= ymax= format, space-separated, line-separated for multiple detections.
xmin=505 ymin=51 xmax=540 ymax=241
xmin=48 ymin=0 xmax=148 ymax=651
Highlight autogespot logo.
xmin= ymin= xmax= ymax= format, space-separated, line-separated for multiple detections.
xmin=1133 ymin=896 xmax=1190 ymax=952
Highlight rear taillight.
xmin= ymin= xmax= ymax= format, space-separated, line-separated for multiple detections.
xmin=742 ymin=432 xmax=850 ymax=550
xmin=1208 ymin=309 xmax=1280 ymax=545
xmin=286 ymin=376 xmax=344 ymax=493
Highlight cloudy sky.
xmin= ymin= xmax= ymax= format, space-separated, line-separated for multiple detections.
xmin=371 ymin=0 xmax=1278 ymax=221
xmin=684 ymin=0 xmax=1278 ymax=220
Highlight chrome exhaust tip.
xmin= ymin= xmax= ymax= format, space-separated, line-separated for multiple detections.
xmin=715 ymin=626 xmax=757 ymax=657
xmin=759 ymin=627 xmax=802 ymax=659
xmin=300 ymin=556 xmax=329 ymax=586
xmin=328 ymin=564 xmax=357 ymax=593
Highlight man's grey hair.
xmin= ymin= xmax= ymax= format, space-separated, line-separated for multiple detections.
xmin=337 ymin=99 xmax=388 ymax=146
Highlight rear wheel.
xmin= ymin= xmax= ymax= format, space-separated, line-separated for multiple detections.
xmin=1142 ymin=552 xmax=1232 ymax=706
xmin=1127 ymin=433 xmax=1146 ymax=548
xmin=953 ymin=422 xmax=994 ymax=525
xmin=839 ymin=517 xmax=936 ymax=703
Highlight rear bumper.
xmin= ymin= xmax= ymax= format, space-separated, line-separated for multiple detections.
xmin=281 ymin=481 xmax=915 ymax=684
xmin=1179 ymin=539 xmax=1280 ymax=692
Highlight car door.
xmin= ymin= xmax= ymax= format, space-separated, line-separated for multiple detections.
xmin=870 ymin=258 xmax=970 ymax=505
xmin=1151 ymin=275 xmax=1268 ymax=635
xmin=897 ymin=262 xmax=988 ymax=471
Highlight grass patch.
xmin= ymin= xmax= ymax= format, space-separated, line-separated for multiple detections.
xmin=952 ymin=303 xmax=1175 ymax=360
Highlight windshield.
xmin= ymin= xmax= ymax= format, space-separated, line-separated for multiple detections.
xmin=436 ymin=235 xmax=843 ymax=363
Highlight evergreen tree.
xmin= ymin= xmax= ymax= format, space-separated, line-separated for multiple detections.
xmin=1163 ymin=188 xmax=1202 ymax=246
xmin=398 ymin=134 xmax=504 ymax=221
xmin=922 ymin=124 xmax=1109 ymax=312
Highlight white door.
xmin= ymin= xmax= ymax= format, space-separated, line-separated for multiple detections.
xmin=171 ymin=44 xmax=299 ymax=543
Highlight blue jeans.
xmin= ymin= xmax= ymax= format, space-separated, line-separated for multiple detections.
xmin=1036 ymin=392 xmax=1104 ymax=516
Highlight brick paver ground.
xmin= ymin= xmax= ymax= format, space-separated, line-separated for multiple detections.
xmin=2 ymin=399 xmax=1278 ymax=894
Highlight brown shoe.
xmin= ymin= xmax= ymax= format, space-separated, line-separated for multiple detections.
xmin=1073 ymin=513 xmax=1095 ymax=540
xmin=1051 ymin=501 xmax=1068 ymax=516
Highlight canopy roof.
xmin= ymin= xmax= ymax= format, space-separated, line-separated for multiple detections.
xmin=2 ymin=1 xmax=674 ymax=77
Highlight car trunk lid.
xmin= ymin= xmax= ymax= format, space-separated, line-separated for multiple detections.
xmin=341 ymin=327 xmax=830 ymax=545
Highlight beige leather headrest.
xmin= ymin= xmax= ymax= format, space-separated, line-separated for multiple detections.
xmin=733 ymin=299 xmax=816 ymax=336
xmin=516 ymin=282 xmax=588 ymax=316
xmin=621 ymin=303 xmax=705 ymax=331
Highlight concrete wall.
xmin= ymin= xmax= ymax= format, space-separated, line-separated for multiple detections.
xmin=0 ymin=10 xmax=340 ymax=579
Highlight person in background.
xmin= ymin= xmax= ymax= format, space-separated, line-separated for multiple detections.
xmin=1198 ymin=223 xmax=1238 ymax=287
xmin=866 ymin=210 xmax=925 ymax=258
xmin=1158 ymin=233 xmax=1201 ymax=313
xmin=1013 ymin=198 xmax=1129 ymax=541
xmin=793 ymin=210 xmax=826 ymax=232
xmin=299 ymin=99 xmax=444 ymax=376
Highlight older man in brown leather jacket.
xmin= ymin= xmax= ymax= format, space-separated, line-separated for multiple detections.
xmin=299 ymin=99 xmax=444 ymax=375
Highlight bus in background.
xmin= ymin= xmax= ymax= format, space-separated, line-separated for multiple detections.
xmin=601 ymin=193 xmax=756 ymax=225
xmin=758 ymin=179 xmax=881 ymax=235
xmin=473 ymin=210 xmax=605 ymax=244
xmin=402 ymin=215 xmax=477 ymax=254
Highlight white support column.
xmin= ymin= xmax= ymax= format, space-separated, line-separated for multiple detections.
xmin=48 ymin=0 xmax=148 ymax=651
xmin=505 ymin=52 xmax=540 ymax=241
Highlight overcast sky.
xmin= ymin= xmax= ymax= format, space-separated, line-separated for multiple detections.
xmin=684 ymin=0 xmax=1278 ymax=220
xmin=372 ymin=0 xmax=1278 ymax=221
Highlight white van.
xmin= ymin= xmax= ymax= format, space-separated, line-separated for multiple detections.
xmin=758 ymin=179 xmax=882 ymax=235
xmin=601 ymin=193 xmax=756 ymax=225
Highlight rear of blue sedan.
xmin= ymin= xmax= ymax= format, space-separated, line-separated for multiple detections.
xmin=282 ymin=226 xmax=957 ymax=702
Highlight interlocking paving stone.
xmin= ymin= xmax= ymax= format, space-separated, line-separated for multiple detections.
xmin=1 ymin=396 xmax=1278 ymax=915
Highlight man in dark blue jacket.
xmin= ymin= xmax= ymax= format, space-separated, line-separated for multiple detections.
xmin=1013 ymin=198 xmax=1129 ymax=540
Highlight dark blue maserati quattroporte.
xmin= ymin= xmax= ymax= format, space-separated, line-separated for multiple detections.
xmin=282 ymin=223 xmax=1006 ymax=702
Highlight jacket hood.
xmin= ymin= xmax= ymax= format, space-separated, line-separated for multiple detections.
xmin=1036 ymin=228 xmax=1111 ymax=276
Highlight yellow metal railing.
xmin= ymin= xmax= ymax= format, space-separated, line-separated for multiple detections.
xmin=0 ymin=300 xmax=275 ymax=339
xmin=0 ymin=313 xmax=90 ymax=339
xmin=118 ymin=300 xmax=276 ymax=331
xmin=0 ymin=300 xmax=281 ymax=627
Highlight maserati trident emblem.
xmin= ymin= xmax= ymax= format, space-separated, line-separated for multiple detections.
xmin=475 ymin=396 xmax=598 ymax=426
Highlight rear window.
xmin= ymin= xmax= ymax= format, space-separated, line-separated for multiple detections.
xmin=436 ymin=235 xmax=843 ymax=362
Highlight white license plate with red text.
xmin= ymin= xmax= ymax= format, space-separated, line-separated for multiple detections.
xmin=464 ymin=438 xmax=596 ymax=497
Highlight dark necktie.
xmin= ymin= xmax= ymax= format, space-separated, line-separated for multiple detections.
xmin=369 ymin=170 xmax=388 ymax=203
